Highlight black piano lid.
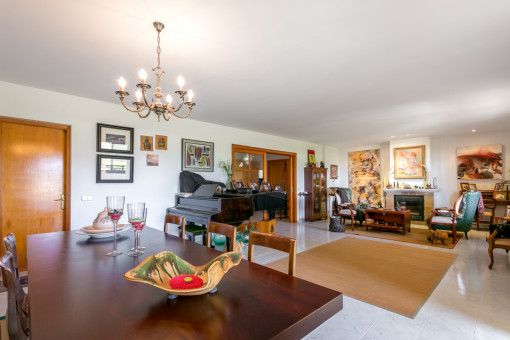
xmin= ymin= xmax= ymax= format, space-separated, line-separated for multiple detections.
xmin=192 ymin=184 xmax=220 ymax=198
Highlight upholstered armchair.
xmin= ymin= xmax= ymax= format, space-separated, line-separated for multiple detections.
xmin=332 ymin=191 xmax=357 ymax=230
xmin=428 ymin=190 xmax=481 ymax=243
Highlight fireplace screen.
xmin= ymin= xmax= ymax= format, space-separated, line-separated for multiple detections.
xmin=394 ymin=195 xmax=424 ymax=221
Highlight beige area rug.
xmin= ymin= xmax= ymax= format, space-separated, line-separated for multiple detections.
xmin=344 ymin=224 xmax=463 ymax=249
xmin=266 ymin=237 xmax=457 ymax=317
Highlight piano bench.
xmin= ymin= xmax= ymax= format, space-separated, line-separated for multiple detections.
xmin=179 ymin=224 xmax=207 ymax=245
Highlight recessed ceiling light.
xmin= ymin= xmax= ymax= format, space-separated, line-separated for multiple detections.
xmin=471 ymin=129 xmax=476 ymax=133
xmin=386 ymin=136 xmax=396 ymax=138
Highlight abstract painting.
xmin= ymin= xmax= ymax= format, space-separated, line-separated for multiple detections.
xmin=394 ymin=145 xmax=425 ymax=179
xmin=457 ymin=144 xmax=503 ymax=179
xmin=181 ymin=139 xmax=214 ymax=172
xmin=348 ymin=149 xmax=381 ymax=205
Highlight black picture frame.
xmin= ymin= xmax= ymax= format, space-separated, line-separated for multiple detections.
xmin=181 ymin=138 xmax=214 ymax=172
xmin=97 ymin=123 xmax=134 ymax=154
xmin=96 ymin=155 xmax=134 ymax=183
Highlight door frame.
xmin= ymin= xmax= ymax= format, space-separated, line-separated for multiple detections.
xmin=232 ymin=144 xmax=297 ymax=222
xmin=0 ymin=116 xmax=72 ymax=229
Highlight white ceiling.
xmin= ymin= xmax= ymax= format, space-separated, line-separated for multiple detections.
xmin=1 ymin=0 xmax=510 ymax=147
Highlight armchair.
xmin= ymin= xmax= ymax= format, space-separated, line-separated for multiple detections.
xmin=428 ymin=190 xmax=481 ymax=243
xmin=332 ymin=192 xmax=357 ymax=230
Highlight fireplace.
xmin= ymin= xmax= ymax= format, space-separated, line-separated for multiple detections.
xmin=394 ymin=195 xmax=424 ymax=221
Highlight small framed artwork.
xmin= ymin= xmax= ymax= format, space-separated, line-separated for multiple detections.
xmin=308 ymin=150 xmax=316 ymax=167
xmin=469 ymin=183 xmax=477 ymax=190
xmin=231 ymin=180 xmax=244 ymax=189
xmin=261 ymin=182 xmax=271 ymax=191
xmin=460 ymin=183 xmax=469 ymax=192
xmin=505 ymin=205 xmax=510 ymax=217
xmin=182 ymin=139 xmax=214 ymax=172
xmin=494 ymin=183 xmax=504 ymax=191
xmin=394 ymin=145 xmax=425 ymax=179
xmin=273 ymin=185 xmax=284 ymax=191
xmin=248 ymin=183 xmax=259 ymax=191
xmin=96 ymin=155 xmax=134 ymax=183
xmin=330 ymin=164 xmax=338 ymax=179
xmin=146 ymin=154 xmax=159 ymax=166
xmin=155 ymin=135 xmax=167 ymax=150
xmin=97 ymin=123 xmax=134 ymax=154
xmin=494 ymin=192 xmax=506 ymax=200
xmin=140 ymin=136 xmax=153 ymax=151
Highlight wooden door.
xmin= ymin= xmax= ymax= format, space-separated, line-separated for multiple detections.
xmin=267 ymin=159 xmax=291 ymax=216
xmin=0 ymin=117 xmax=70 ymax=270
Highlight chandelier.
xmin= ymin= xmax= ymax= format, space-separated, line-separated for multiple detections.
xmin=115 ymin=21 xmax=196 ymax=122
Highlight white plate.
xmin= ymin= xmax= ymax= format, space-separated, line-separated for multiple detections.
xmin=76 ymin=225 xmax=131 ymax=238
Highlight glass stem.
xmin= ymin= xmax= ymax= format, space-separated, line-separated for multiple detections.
xmin=136 ymin=230 xmax=141 ymax=250
xmin=113 ymin=220 xmax=118 ymax=251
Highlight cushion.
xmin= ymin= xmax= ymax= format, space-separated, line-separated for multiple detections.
xmin=339 ymin=209 xmax=353 ymax=215
xmin=431 ymin=216 xmax=453 ymax=224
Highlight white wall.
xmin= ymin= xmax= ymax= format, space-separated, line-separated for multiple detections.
xmin=0 ymin=81 xmax=327 ymax=229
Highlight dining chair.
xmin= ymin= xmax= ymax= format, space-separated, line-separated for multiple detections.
xmin=163 ymin=214 xmax=186 ymax=239
xmin=0 ymin=252 xmax=29 ymax=340
xmin=3 ymin=233 xmax=22 ymax=283
xmin=206 ymin=222 xmax=237 ymax=252
xmin=248 ymin=231 xmax=296 ymax=276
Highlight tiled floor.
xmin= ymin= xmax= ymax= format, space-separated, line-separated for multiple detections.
xmin=245 ymin=219 xmax=510 ymax=340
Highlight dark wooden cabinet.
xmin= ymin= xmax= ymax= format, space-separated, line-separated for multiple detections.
xmin=304 ymin=167 xmax=328 ymax=221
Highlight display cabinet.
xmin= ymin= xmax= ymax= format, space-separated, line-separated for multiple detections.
xmin=304 ymin=167 xmax=328 ymax=221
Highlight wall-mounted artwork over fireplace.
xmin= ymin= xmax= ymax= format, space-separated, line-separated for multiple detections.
xmin=348 ymin=149 xmax=381 ymax=205
xmin=457 ymin=144 xmax=503 ymax=180
xmin=393 ymin=145 xmax=425 ymax=179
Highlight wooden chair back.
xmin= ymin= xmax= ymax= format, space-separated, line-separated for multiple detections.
xmin=164 ymin=214 xmax=186 ymax=239
xmin=0 ymin=252 xmax=29 ymax=339
xmin=3 ymin=233 xmax=20 ymax=282
xmin=206 ymin=222 xmax=237 ymax=252
xmin=248 ymin=231 xmax=296 ymax=276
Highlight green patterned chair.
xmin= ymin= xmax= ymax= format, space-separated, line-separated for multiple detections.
xmin=428 ymin=190 xmax=481 ymax=243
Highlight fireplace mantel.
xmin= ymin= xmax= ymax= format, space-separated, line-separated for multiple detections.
xmin=383 ymin=189 xmax=440 ymax=193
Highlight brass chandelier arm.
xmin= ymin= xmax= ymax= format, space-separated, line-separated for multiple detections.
xmin=118 ymin=96 xmax=149 ymax=113
xmin=172 ymin=103 xmax=194 ymax=118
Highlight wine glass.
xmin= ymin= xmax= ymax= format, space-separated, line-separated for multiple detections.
xmin=127 ymin=203 xmax=146 ymax=257
xmin=106 ymin=196 xmax=125 ymax=257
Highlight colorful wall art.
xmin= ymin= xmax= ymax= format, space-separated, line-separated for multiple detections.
xmin=457 ymin=144 xmax=503 ymax=179
xmin=393 ymin=145 xmax=425 ymax=179
xmin=348 ymin=149 xmax=381 ymax=205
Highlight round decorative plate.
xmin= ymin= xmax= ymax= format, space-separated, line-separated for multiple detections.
xmin=76 ymin=224 xmax=130 ymax=238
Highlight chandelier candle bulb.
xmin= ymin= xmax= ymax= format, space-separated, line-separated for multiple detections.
xmin=166 ymin=95 xmax=172 ymax=104
xmin=139 ymin=69 xmax=147 ymax=83
xmin=178 ymin=75 xmax=184 ymax=90
xmin=118 ymin=77 xmax=126 ymax=91
xmin=135 ymin=90 xmax=142 ymax=102
xmin=188 ymin=90 xmax=194 ymax=102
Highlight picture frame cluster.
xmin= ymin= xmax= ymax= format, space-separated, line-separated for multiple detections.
xmin=96 ymin=123 xmax=134 ymax=183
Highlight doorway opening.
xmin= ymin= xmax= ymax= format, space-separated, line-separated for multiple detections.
xmin=231 ymin=144 xmax=297 ymax=222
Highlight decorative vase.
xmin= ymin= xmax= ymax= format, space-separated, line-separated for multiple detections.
xmin=226 ymin=174 xmax=232 ymax=189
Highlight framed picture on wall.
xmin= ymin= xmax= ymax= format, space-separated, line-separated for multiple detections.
xmin=494 ymin=183 xmax=504 ymax=191
xmin=393 ymin=145 xmax=425 ymax=179
xmin=155 ymin=135 xmax=167 ymax=150
xmin=468 ymin=183 xmax=477 ymax=190
xmin=97 ymin=123 xmax=134 ymax=154
xmin=140 ymin=136 xmax=154 ymax=151
xmin=308 ymin=150 xmax=316 ymax=167
xmin=460 ymin=183 xmax=469 ymax=192
xmin=96 ymin=155 xmax=133 ymax=183
xmin=330 ymin=164 xmax=338 ymax=179
xmin=182 ymin=139 xmax=214 ymax=172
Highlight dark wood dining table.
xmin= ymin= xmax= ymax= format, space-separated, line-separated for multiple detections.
xmin=27 ymin=227 xmax=343 ymax=339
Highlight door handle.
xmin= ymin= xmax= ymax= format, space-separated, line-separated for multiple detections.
xmin=54 ymin=194 xmax=65 ymax=210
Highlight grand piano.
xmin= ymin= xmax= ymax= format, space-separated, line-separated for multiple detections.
xmin=167 ymin=183 xmax=254 ymax=226
xmin=167 ymin=172 xmax=286 ymax=227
